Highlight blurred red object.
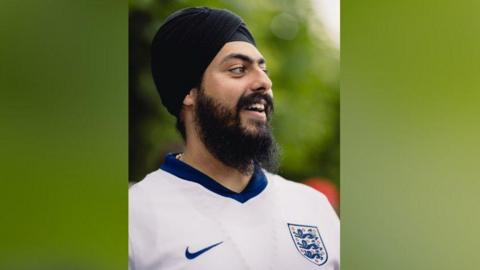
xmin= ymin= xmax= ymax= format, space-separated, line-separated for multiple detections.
xmin=303 ymin=178 xmax=339 ymax=212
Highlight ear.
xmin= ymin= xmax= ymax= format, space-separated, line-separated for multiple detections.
xmin=182 ymin=88 xmax=198 ymax=106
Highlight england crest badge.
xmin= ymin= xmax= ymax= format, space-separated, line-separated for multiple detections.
xmin=287 ymin=223 xmax=328 ymax=266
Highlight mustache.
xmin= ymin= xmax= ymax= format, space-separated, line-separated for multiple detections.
xmin=236 ymin=92 xmax=274 ymax=116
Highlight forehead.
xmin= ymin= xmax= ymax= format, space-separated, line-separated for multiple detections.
xmin=210 ymin=41 xmax=265 ymax=65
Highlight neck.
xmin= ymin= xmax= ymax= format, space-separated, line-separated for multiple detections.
xmin=182 ymin=134 xmax=253 ymax=193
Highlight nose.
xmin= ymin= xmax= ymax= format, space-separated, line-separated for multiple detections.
xmin=250 ymin=67 xmax=273 ymax=94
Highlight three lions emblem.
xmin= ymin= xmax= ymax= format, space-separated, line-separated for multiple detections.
xmin=288 ymin=223 xmax=328 ymax=266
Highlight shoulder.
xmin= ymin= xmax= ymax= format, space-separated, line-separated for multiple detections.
xmin=129 ymin=169 xmax=175 ymax=196
xmin=129 ymin=168 xmax=196 ymax=235
xmin=265 ymin=171 xmax=340 ymax=228
xmin=265 ymin=171 xmax=329 ymax=201
xmin=264 ymin=171 xmax=337 ymax=214
xmin=129 ymin=168 xmax=185 ymax=211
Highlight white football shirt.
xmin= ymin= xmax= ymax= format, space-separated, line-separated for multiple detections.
xmin=129 ymin=154 xmax=339 ymax=270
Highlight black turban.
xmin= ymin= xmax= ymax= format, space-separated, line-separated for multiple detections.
xmin=151 ymin=7 xmax=256 ymax=117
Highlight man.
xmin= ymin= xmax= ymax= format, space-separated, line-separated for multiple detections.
xmin=129 ymin=7 xmax=339 ymax=270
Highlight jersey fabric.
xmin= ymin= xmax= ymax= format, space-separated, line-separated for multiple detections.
xmin=129 ymin=154 xmax=340 ymax=270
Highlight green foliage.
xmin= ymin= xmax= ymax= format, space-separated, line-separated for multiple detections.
xmin=129 ymin=0 xmax=339 ymax=186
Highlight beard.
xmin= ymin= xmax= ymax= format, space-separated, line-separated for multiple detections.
xmin=194 ymin=88 xmax=279 ymax=175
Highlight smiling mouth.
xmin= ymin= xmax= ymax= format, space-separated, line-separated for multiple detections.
xmin=245 ymin=103 xmax=266 ymax=113
xmin=238 ymin=94 xmax=273 ymax=122
xmin=242 ymin=103 xmax=267 ymax=122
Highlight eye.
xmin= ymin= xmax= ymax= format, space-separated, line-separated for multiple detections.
xmin=228 ymin=66 xmax=245 ymax=75
xmin=259 ymin=64 xmax=269 ymax=74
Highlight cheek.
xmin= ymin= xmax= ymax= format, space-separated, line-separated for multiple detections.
xmin=205 ymin=76 xmax=244 ymax=107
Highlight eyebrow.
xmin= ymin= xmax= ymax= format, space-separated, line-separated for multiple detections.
xmin=220 ymin=53 xmax=266 ymax=66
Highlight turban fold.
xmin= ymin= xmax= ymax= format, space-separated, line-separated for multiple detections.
xmin=151 ymin=7 xmax=256 ymax=117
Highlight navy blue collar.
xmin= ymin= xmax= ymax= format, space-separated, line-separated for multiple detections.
xmin=160 ymin=153 xmax=267 ymax=203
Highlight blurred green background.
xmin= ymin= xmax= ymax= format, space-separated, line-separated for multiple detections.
xmin=0 ymin=0 xmax=126 ymax=269
xmin=342 ymin=0 xmax=480 ymax=269
xmin=129 ymin=0 xmax=340 ymax=195
xmin=3 ymin=0 xmax=480 ymax=269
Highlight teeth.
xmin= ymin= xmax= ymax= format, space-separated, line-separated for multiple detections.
xmin=247 ymin=103 xmax=265 ymax=111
